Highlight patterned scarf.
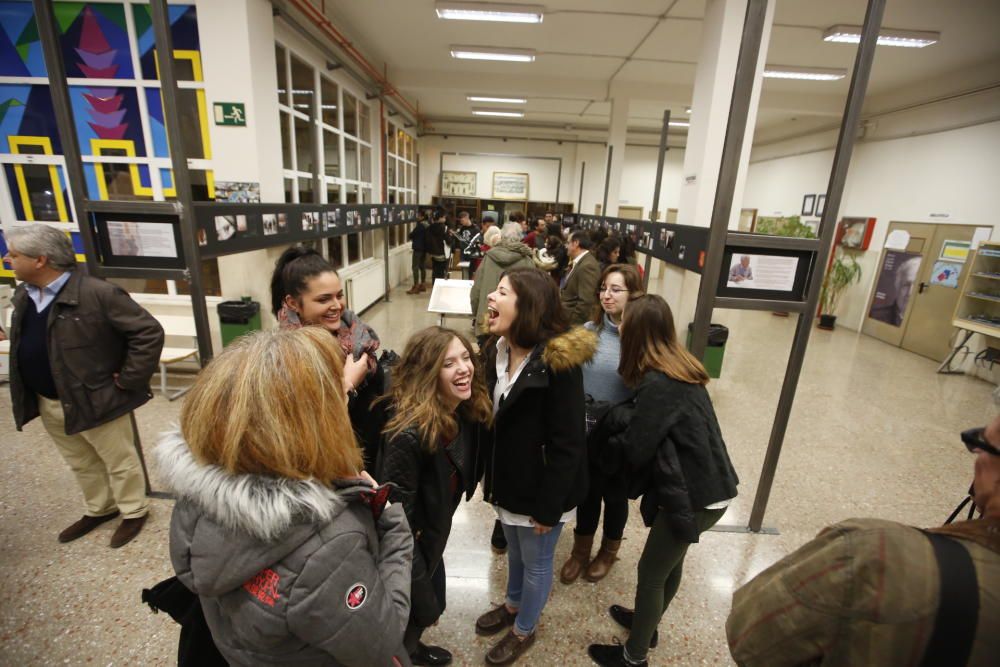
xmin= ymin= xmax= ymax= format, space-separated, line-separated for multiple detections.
xmin=277 ymin=304 xmax=380 ymax=374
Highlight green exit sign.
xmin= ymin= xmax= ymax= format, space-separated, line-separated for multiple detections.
xmin=213 ymin=102 xmax=246 ymax=126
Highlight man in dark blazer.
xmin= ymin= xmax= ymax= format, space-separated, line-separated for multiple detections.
xmin=5 ymin=225 xmax=163 ymax=548
xmin=560 ymin=230 xmax=602 ymax=325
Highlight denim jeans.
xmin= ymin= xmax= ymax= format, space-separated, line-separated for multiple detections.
xmin=411 ymin=250 xmax=426 ymax=285
xmin=501 ymin=522 xmax=565 ymax=635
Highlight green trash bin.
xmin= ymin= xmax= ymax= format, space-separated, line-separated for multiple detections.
xmin=686 ymin=322 xmax=729 ymax=379
xmin=218 ymin=297 xmax=261 ymax=347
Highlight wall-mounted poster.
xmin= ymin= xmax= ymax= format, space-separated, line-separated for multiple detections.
xmin=929 ymin=261 xmax=961 ymax=288
xmin=215 ymin=181 xmax=261 ymax=203
xmin=492 ymin=172 xmax=529 ymax=200
xmin=940 ymin=239 xmax=971 ymax=263
xmin=441 ymin=171 xmax=477 ymax=197
xmin=868 ymin=250 xmax=922 ymax=327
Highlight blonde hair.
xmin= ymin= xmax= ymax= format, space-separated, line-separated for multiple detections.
xmin=180 ymin=327 xmax=362 ymax=480
xmin=382 ymin=327 xmax=492 ymax=451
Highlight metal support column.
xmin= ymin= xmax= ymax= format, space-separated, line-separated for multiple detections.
xmin=149 ymin=0 xmax=213 ymax=364
xmin=644 ymin=109 xmax=671 ymax=290
xmin=577 ymin=161 xmax=586 ymax=213
xmin=601 ymin=146 xmax=613 ymax=216
xmin=689 ymin=0 xmax=769 ymax=361
xmin=31 ymin=0 xmax=98 ymax=275
xmin=746 ymin=0 xmax=886 ymax=532
xmin=381 ymin=104 xmax=391 ymax=302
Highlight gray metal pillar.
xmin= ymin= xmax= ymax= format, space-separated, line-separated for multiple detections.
xmin=645 ymin=109 xmax=671 ymax=289
xmin=149 ymin=0 xmax=213 ymax=364
xmin=601 ymin=146 xmax=613 ymax=216
xmin=689 ymin=0 xmax=769 ymax=361
xmin=577 ymin=161 xmax=586 ymax=213
xmin=747 ymin=0 xmax=886 ymax=531
xmin=31 ymin=0 xmax=98 ymax=275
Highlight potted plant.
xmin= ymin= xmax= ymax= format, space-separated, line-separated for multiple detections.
xmin=755 ymin=216 xmax=817 ymax=316
xmin=818 ymin=252 xmax=862 ymax=329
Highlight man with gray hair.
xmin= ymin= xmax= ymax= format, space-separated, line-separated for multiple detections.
xmin=4 ymin=225 xmax=163 ymax=548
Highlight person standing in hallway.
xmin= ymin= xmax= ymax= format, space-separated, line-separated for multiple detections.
xmin=270 ymin=245 xmax=383 ymax=469
xmin=475 ymin=267 xmax=594 ymax=665
xmin=588 ymin=295 xmax=738 ymax=667
xmin=560 ymin=264 xmax=643 ymax=586
xmin=427 ymin=211 xmax=451 ymax=285
xmin=5 ymin=225 xmax=163 ymax=548
xmin=453 ymin=211 xmax=484 ymax=280
xmin=470 ymin=223 xmax=534 ymax=345
xmin=407 ymin=210 xmax=429 ymax=294
xmin=726 ymin=419 xmax=1000 ymax=667
xmin=376 ymin=327 xmax=492 ymax=666
xmin=561 ymin=230 xmax=601 ymax=325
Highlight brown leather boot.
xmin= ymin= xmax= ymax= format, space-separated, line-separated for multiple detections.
xmin=584 ymin=537 xmax=621 ymax=582
xmin=559 ymin=533 xmax=594 ymax=584
xmin=406 ymin=284 xmax=420 ymax=294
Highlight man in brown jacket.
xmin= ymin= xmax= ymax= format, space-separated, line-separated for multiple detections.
xmin=5 ymin=225 xmax=164 ymax=548
xmin=726 ymin=416 xmax=1000 ymax=666
xmin=560 ymin=230 xmax=601 ymax=325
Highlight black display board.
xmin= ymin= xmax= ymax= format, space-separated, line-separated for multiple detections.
xmin=572 ymin=214 xmax=710 ymax=274
xmin=90 ymin=211 xmax=187 ymax=270
xmin=193 ymin=203 xmax=419 ymax=259
xmin=714 ymin=245 xmax=816 ymax=302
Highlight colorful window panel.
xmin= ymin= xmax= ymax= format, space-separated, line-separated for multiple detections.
xmin=57 ymin=3 xmax=134 ymax=80
xmin=0 ymin=2 xmax=47 ymax=77
xmin=132 ymin=3 xmax=200 ymax=81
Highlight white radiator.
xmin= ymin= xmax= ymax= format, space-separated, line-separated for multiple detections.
xmin=345 ymin=261 xmax=386 ymax=313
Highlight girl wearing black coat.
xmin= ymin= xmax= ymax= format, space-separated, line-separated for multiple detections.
xmin=474 ymin=267 xmax=595 ymax=665
xmin=588 ymin=295 xmax=739 ymax=667
xmin=377 ymin=326 xmax=492 ymax=666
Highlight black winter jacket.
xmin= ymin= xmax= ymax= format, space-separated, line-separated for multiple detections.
xmin=625 ymin=371 xmax=739 ymax=541
xmin=377 ymin=419 xmax=476 ymax=629
xmin=481 ymin=327 xmax=597 ymax=526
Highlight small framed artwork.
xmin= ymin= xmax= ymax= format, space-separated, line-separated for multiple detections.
xmin=816 ymin=194 xmax=827 ymax=218
xmin=801 ymin=194 xmax=816 ymax=216
xmin=492 ymin=171 xmax=529 ymax=200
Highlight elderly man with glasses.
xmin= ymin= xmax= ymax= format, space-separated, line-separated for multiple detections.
xmin=726 ymin=417 xmax=1000 ymax=667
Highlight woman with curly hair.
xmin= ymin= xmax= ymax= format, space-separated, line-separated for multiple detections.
xmin=377 ymin=327 xmax=493 ymax=666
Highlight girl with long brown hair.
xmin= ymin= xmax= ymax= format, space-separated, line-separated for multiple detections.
xmin=376 ymin=326 xmax=492 ymax=666
xmin=588 ymin=295 xmax=739 ymax=667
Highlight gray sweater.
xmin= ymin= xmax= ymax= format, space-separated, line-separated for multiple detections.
xmin=582 ymin=315 xmax=633 ymax=403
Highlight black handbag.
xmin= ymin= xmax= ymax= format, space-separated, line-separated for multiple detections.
xmin=141 ymin=576 xmax=227 ymax=666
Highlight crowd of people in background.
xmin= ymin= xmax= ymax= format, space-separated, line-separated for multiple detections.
xmin=4 ymin=215 xmax=998 ymax=667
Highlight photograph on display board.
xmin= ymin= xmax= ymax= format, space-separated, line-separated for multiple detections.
xmin=278 ymin=213 xmax=288 ymax=231
xmin=868 ymin=250 xmax=922 ymax=327
xmin=215 ymin=215 xmax=236 ymax=241
xmin=106 ymin=220 xmax=178 ymax=258
xmin=659 ymin=229 xmax=675 ymax=251
xmin=197 ymin=228 xmax=207 ymax=247
xmin=370 ymin=208 xmax=381 ymax=227
xmin=263 ymin=214 xmax=279 ymax=236
xmin=726 ymin=254 xmax=799 ymax=292
xmin=236 ymin=214 xmax=258 ymax=238
xmin=302 ymin=212 xmax=319 ymax=232
xmin=346 ymin=210 xmax=358 ymax=227
xmin=321 ymin=212 xmax=333 ymax=232
xmin=640 ymin=231 xmax=652 ymax=250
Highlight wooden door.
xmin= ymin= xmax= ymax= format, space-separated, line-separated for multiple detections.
xmin=862 ymin=222 xmax=933 ymax=348
xmin=901 ymin=224 xmax=980 ymax=360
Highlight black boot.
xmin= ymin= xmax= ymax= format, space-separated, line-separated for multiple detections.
xmin=411 ymin=642 xmax=452 ymax=666
xmin=587 ymin=643 xmax=648 ymax=667
xmin=491 ymin=519 xmax=507 ymax=554
xmin=609 ymin=604 xmax=658 ymax=648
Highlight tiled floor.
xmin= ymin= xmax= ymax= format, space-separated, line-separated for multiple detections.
xmin=0 ymin=281 xmax=992 ymax=665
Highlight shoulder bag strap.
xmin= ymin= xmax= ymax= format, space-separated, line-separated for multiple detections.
xmin=919 ymin=531 xmax=979 ymax=667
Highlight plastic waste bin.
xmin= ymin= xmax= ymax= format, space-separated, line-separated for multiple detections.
xmin=218 ymin=297 xmax=261 ymax=347
xmin=686 ymin=322 xmax=729 ymax=379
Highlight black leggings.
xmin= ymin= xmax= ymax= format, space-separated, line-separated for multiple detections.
xmin=574 ymin=464 xmax=628 ymax=540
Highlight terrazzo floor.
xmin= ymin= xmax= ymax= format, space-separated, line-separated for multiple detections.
xmin=1 ymin=280 xmax=993 ymax=665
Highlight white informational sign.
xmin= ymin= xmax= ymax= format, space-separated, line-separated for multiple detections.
xmin=106 ymin=220 xmax=178 ymax=258
xmin=884 ymin=229 xmax=910 ymax=250
xmin=427 ymin=279 xmax=474 ymax=315
xmin=726 ymin=254 xmax=799 ymax=292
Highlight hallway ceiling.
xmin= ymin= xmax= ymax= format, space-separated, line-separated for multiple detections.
xmin=305 ymin=0 xmax=1000 ymax=145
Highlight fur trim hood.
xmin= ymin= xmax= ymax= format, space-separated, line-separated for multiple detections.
xmin=155 ymin=429 xmax=347 ymax=543
xmin=542 ymin=326 xmax=598 ymax=371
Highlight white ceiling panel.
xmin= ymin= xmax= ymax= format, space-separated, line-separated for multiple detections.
xmin=631 ymin=18 xmax=704 ymax=61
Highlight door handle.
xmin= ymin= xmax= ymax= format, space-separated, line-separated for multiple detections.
xmin=918 ymin=281 xmax=929 ymax=294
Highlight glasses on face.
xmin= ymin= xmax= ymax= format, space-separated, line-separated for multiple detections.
xmin=600 ymin=286 xmax=628 ymax=296
xmin=961 ymin=427 xmax=1000 ymax=456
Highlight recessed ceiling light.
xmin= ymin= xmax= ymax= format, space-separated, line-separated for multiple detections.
xmin=451 ymin=46 xmax=536 ymax=62
xmin=467 ymin=95 xmax=527 ymax=104
xmin=684 ymin=106 xmax=691 ymax=114
xmin=823 ymin=25 xmax=939 ymax=48
xmin=436 ymin=2 xmax=544 ymax=24
xmin=472 ymin=108 xmax=525 ymax=118
xmin=763 ymin=65 xmax=846 ymax=81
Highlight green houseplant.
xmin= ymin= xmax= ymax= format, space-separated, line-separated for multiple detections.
xmin=818 ymin=252 xmax=862 ymax=329
xmin=754 ymin=216 xmax=817 ymax=316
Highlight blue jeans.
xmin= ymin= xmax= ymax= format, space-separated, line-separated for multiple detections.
xmin=501 ymin=522 xmax=564 ymax=635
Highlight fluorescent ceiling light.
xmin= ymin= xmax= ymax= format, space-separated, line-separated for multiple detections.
xmin=763 ymin=65 xmax=846 ymax=81
xmin=467 ymin=95 xmax=527 ymax=104
xmin=436 ymin=2 xmax=544 ymax=24
xmin=451 ymin=46 xmax=536 ymax=62
xmin=823 ymin=25 xmax=939 ymax=48
xmin=472 ymin=108 xmax=525 ymax=118
xmin=668 ymin=121 xmax=689 ymax=128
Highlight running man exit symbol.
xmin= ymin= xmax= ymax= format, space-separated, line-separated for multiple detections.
xmin=214 ymin=102 xmax=247 ymax=126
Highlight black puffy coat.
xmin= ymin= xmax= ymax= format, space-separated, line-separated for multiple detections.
xmin=377 ymin=419 xmax=476 ymax=628
xmin=625 ymin=370 xmax=739 ymax=541
xmin=481 ymin=327 xmax=596 ymax=526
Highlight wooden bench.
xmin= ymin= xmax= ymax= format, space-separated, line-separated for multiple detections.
xmin=155 ymin=314 xmax=200 ymax=401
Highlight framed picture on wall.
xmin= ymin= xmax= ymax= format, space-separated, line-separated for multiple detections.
xmin=492 ymin=172 xmax=529 ymax=200
xmin=801 ymin=194 xmax=816 ymax=216
xmin=816 ymin=194 xmax=827 ymax=217
xmin=441 ymin=171 xmax=477 ymax=197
